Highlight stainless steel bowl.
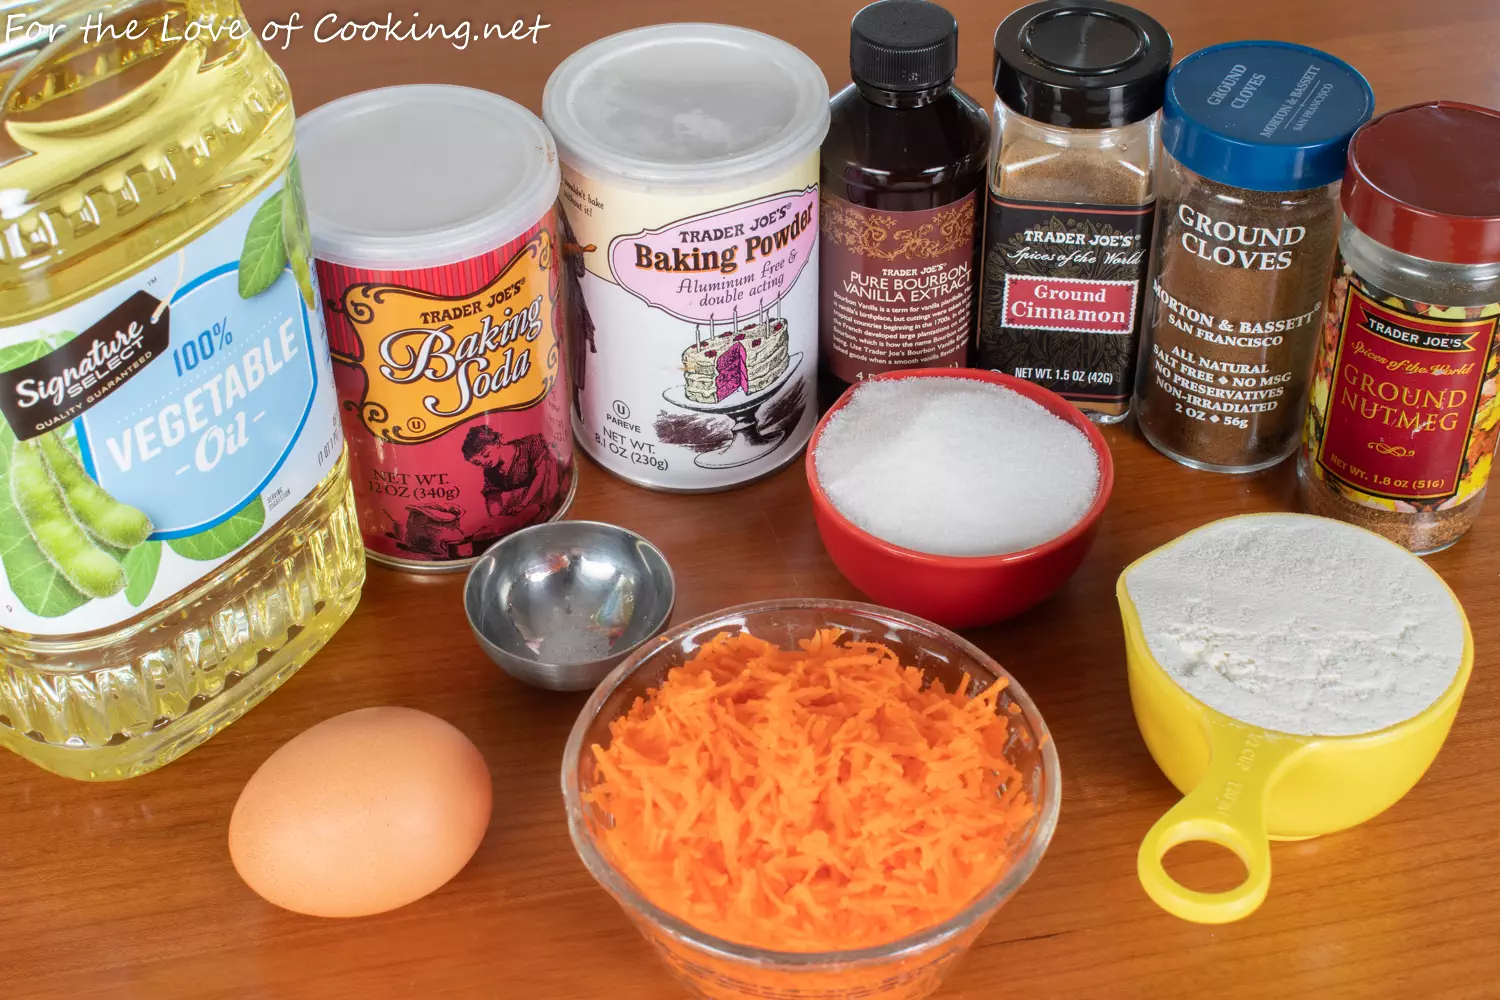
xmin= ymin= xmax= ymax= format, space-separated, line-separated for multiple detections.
xmin=464 ymin=521 xmax=676 ymax=692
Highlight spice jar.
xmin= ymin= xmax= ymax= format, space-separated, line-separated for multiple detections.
xmin=977 ymin=0 xmax=1170 ymax=423
xmin=1133 ymin=42 xmax=1373 ymax=472
xmin=1300 ymin=102 xmax=1500 ymax=553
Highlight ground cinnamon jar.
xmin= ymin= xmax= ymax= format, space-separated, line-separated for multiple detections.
xmin=976 ymin=0 xmax=1170 ymax=423
xmin=1300 ymin=102 xmax=1500 ymax=553
xmin=1133 ymin=42 xmax=1373 ymax=472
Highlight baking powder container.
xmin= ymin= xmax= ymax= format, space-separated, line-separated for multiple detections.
xmin=543 ymin=24 xmax=829 ymax=492
xmin=298 ymin=85 xmax=574 ymax=571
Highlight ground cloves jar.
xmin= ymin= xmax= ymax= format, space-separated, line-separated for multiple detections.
xmin=1299 ymin=102 xmax=1500 ymax=553
xmin=1133 ymin=41 xmax=1373 ymax=472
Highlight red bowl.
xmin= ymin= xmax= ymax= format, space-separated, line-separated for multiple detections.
xmin=805 ymin=368 xmax=1114 ymax=629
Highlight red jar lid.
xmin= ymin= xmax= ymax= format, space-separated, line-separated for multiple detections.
xmin=1341 ymin=101 xmax=1500 ymax=265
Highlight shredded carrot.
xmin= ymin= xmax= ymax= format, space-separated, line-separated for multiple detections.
xmin=588 ymin=628 xmax=1035 ymax=952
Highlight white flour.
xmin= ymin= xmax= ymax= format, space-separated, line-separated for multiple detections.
xmin=1124 ymin=514 xmax=1465 ymax=737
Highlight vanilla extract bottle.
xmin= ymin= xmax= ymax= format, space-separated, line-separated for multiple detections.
xmin=818 ymin=0 xmax=990 ymax=408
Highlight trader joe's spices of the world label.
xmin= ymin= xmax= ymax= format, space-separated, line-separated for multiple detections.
xmin=976 ymin=194 xmax=1153 ymax=417
xmin=1301 ymin=267 xmax=1500 ymax=549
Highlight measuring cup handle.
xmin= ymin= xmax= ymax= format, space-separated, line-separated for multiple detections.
xmin=1137 ymin=728 xmax=1302 ymax=924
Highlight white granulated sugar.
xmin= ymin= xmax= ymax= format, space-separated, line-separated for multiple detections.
xmin=1125 ymin=514 xmax=1466 ymax=737
xmin=813 ymin=378 xmax=1100 ymax=557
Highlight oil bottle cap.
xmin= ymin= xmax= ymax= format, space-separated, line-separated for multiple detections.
xmin=994 ymin=0 xmax=1171 ymax=129
xmin=850 ymin=0 xmax=959 ymax=92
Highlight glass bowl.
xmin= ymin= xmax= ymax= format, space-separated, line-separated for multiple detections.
xmin=561 ymin=599 xmax=1061 ymax=1000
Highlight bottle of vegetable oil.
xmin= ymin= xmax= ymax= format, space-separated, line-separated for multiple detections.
xmin=0 ymin=0 xmax=365 ymax=779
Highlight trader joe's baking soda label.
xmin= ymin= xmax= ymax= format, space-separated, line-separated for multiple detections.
xmin=0 ymin=169 xmax=345 ymax=634
xmin=315 ymin=214 xmax=574 ymax=568
xmin=557 ymin=154 xmax=820 ymax=490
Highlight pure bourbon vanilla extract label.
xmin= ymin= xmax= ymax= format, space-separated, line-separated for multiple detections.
xmin=818 ymin=193 xmax=977 ymax=382
xmin=1304 ymin=268 xmax=1500 ymax=510
xmin=977 ymin=194 xmax=1153 ymax=411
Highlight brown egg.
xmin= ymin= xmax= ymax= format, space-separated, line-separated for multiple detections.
xmin=229 ymin=707 xmax=492 ymax=917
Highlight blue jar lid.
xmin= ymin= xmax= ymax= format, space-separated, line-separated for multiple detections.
xmin=1163 ymin=41 xmax=1374 ymax=192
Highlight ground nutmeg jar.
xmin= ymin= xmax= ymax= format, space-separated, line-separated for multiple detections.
xmin=1133 ymin=42 xmax=1373 ymax=472
xmin=1300 ymin=102 xmax=1500 ymax=553
xmin=976 ymin=0 xmax=1170 ymax=423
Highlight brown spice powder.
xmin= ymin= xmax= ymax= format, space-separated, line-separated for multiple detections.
xmin=1298 ymin=267 xmax=1498 ymax=553
xmin=992 ymin=138 xmax=1152 ymax=205
xmin=1135 ymin=161 xmax=1342 ymax=471
xmin=1299 ymin=474 xmax=1476 ymax=553
xmin=978 ymin=136 xmax=1156 ymax=418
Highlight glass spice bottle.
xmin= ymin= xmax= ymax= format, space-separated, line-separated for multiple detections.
xmin=818 ymin=0 xmax=990 ymax=409
xmin=977 ymin=0 xmax=1170 ymax=423
xmin=1133 ymin=42 xmax=1373 ymax=472
xmin=1300 ymin=102 xmax=1500 ymax=554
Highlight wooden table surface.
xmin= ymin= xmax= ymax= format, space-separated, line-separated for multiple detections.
xmin=6 ymin=1 xmax=1500 ymax=997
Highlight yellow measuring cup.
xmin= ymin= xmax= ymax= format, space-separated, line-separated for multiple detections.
xmin=1118 ymin=517 xmax=1473 ymax=924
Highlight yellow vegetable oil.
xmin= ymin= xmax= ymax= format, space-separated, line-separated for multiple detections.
xmin=0 ymin=0 xmax=364 ymax=780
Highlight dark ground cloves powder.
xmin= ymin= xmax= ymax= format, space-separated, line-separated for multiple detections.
xmin=1134 ymin=168 xmax=1342 ymax=471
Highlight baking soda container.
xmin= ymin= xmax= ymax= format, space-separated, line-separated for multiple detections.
xmin=544 ymin=24 xmax=830 ymax=491
xmin=0 ymin=0 xmax=365 ymax=780
xmin=298 ymin=86 xmax=574 ymax=571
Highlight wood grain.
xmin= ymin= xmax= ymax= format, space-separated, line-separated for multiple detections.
xmin=5 ymin=1 xmax=1500 ymax=997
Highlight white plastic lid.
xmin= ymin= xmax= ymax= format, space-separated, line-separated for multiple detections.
xmin=542 ymin=24 xmax=830 ymax=192
xmin=296 ymin=85 xmax=560 ymax=269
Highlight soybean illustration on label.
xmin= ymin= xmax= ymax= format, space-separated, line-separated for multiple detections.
xmin=0 ymin=164 xmax=343 ymax=632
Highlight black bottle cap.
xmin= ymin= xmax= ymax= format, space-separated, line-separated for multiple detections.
xmin=994 ymin=0 xmax=1172 ymax=128
xmin=850 ymin=0 xmax=959 ymax=92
